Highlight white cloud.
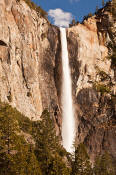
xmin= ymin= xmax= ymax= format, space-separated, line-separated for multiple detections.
xmin=48 ymin=8 xmax=73 ymax=28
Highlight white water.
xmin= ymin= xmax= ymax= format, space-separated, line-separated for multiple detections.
xmin=60 ymin=27 xmax=75 ymax=153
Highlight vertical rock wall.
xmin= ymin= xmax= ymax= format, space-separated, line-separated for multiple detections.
xmin=67 ymin=3 xmax=116 ymax=166
xmin=0 ymin=0 xmax=61 ymax=134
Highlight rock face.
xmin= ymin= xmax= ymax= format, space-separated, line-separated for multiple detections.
xmin=0 ymin=0 xmax=116 ymax=167
xmin=67 ymin=2 xmax=116 ymax=167
xmin=0 ymin=0 xmax=61 ymax=126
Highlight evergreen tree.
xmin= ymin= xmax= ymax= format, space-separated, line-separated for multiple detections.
xmin=34 ymin=109 xmax=70 ymax=175
xmin=0 ymin=102 xmax=42 ymax=175
xmin=0 ymin=102 xmax=70 ymax=175
xmin=0 ymin=103 xmax=20 ymax=172
xmin=71 ymin=143 xmax=92 ymax=175
xmin=96 ymin=6 xmax=99 ymax=12
xmin=93 ymin=152 xmax=115 ymax=175
xmin=102 ymin=0 xmax=105 ymax=7
xmin=72 ymin=19 xmax=76 ymax=26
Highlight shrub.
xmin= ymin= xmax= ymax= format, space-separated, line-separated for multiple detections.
xmin=83 ymin=13 xmax=93 ymax=21
xmin=98 ymin=70 xmax=110 ymax=81
xmin=27 ymin=91 xmax=32 ymax=97
xmin=93 ymin=83 xmax=111 ymax=94
xmin=17 ymin=0 xmax=47 ymax=18
xmin=7 ymin=94 xmax=12 ymax=102
xmin=36 ymin=6 xmax=48 ymax=18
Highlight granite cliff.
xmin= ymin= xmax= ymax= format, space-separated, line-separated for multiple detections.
xmin=0 ymin=0 xmax=61 ymax=135
xmin=67 ymin=2 xmax=116 ymax=167
xmin=0 ymin=0 xmax=116 ymax=166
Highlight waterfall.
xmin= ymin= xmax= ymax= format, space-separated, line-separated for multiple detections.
xmin=60 ymin=27 xmax=75 ymax=153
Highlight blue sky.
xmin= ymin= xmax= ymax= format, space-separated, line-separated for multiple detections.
xmin=33 ymin=0 xmax=109 ymax=27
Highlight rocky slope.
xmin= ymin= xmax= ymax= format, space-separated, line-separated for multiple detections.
xmin=0 ymin=0 xmax=116 ymax=167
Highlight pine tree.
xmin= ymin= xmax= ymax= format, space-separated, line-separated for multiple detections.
xmin=93 ymin=152 xmax=115 ymax=175
xmin=0 ymin=104 xmax=20 ymax=173
xmin=44 ymin=153 xmax=70 ymax=175
xmin=102 ymin=0 xmax=105 ymax=7
xmin=96 ymin=6 xmax=99 ymax=12
xmin=71 ymin=143 xmax=92 ymax=175
xmin=0 ymin=102 xmax=42 ymax=175
xmin=34 ymin=109 xmax=70 ymax=175
xmin=72 ymin=19 xmax=76 ymax=26
xmin=0 ymin=102 xmax=70 ymax=175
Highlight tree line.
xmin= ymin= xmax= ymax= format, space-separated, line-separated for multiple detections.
xmin=70 ymin=0 xmax=113 ymax=26
xmin=0 ymin=101 xmax=115 ymax=174
xmin=17 ymin=0 xmax=48 ymax=18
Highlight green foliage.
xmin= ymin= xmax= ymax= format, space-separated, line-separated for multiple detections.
xmin=96 ymin=6 xmax=99 ymax=12
xmin=96 ymin=69 xmax=111 ymax=81
xmin=83 ymin=13 xmax=93 ymax=21
xmin=71 ymin=19 xmax=76 ymax=26
xmin=0 ymin=145 xmax=42 ymax=175
xmin=99 ymin=71 xmax=110 ymax=81
xmin=36 ymin=6 xmax=48 ymax=18
xmin=93 ymin=152 xmax=115 ymax=175
xmin=0 ymin=102 xmax=42 ymax=175
xmin=23 ymin=0 xmax=36 ymax=10
xmin=93 ymin=83 xmax=111 ymax=94
xmin=33 ymin=109 xmax=70 ymax=175
xmin=17 ymin=0 xmax=47 ymax=18
xmin=0 ymin=102 xmax=115 ymax=174
xmin=0 ymin=103 xmax=70 ymax=175
xmin=71 ymin=143 xmax=92 ymax=175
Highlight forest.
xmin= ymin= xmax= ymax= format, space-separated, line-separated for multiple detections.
xmin=0 ymin=101 xmax=115 ymax=175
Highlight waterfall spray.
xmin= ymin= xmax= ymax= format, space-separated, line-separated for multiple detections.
xmin=60 ymin=27 xmax=75 ymax=153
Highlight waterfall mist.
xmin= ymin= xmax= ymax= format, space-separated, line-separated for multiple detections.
xmin=60 ymin=27 xmax=75 ymax=153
